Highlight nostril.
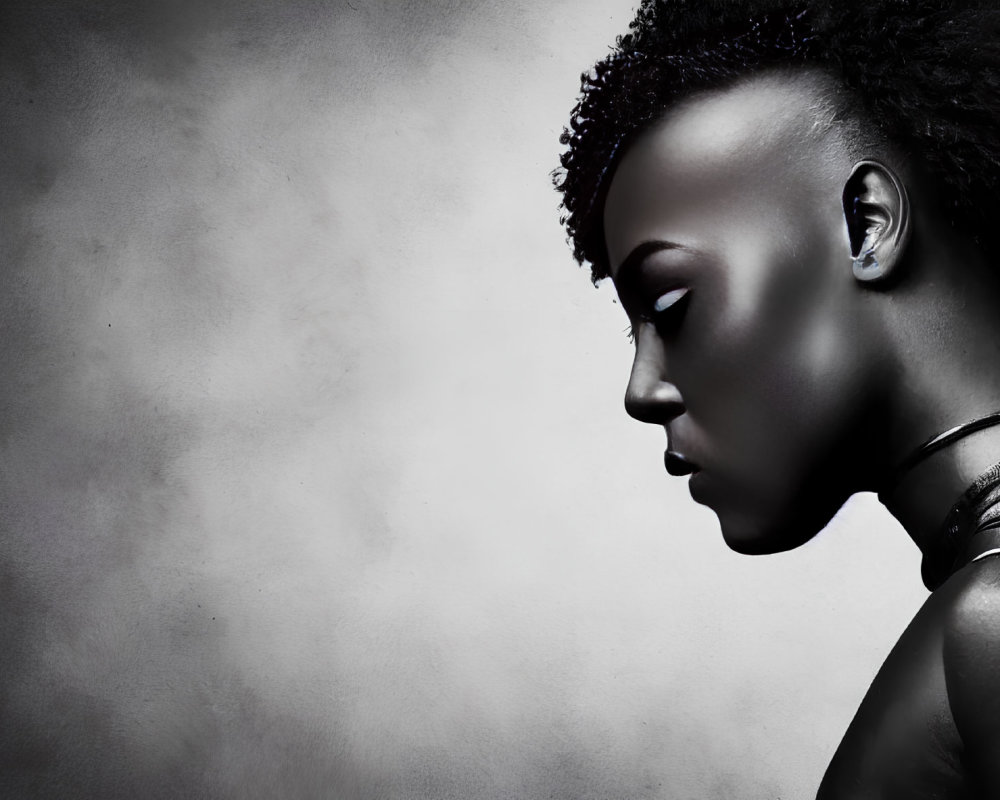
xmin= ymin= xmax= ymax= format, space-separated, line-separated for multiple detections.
xmin=624 ymin=381 xmax=685 ymax=424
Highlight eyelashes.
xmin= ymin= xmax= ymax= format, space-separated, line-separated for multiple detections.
xmin=625 ymin=287 xmax=691 ymax=343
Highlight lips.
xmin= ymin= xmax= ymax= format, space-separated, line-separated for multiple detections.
xmin=664 ymin=450 xmax=700 ymax=477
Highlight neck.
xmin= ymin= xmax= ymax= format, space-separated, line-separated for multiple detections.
xmin=874 ymin=238 xmax=1000 ymax=569
xmin=882 ymin=426 xmax=1000 ymax=560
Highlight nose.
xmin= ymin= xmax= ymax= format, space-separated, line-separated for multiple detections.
xmin=624 ymin=324 xmax=685 ymax=424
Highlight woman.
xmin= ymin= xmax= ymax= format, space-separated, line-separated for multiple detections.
xmin=557 ymin=2 xmax=1000 ymax=797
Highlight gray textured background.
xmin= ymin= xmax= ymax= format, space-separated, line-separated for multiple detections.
xmin=0 ymin=2 xmax=928 ymax=798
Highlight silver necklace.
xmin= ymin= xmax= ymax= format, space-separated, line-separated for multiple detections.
xmin=879 ymin=411 xmax=1000 ymax=500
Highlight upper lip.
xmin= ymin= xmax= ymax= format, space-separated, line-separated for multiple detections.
xmin=664 ymin=450 xmax=700 ymax=477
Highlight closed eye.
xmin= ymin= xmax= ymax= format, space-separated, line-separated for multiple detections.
xmin=651 ymin=287 xmax=691 ymax=337
xmin=624 ymin=288 xmax=690 ymax=343
xmin=653 ymin=287 xmax=689 ymax=312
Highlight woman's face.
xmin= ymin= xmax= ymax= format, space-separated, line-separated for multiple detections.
xmin=603 ymin=74 xmax=886 ymax=553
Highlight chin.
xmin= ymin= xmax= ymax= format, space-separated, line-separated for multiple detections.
xmin=715 ymin=505 xmax=831 ymax=555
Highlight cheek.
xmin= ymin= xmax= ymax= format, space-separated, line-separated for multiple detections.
xmin=681 ymin=260 xmax=867 ymax=489
xmin=691 ymin=320 xmax=868 ymax=552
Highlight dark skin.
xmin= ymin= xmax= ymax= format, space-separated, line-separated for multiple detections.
xmin=601 ymin=68 xmax=1000 ymax=798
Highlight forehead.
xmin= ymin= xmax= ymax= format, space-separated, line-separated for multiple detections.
xmin=603 ymin=71 xmax=850 ymax=275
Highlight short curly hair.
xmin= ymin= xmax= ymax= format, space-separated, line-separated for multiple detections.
xmin=555 ymin=0 xmax=1000 ymax=283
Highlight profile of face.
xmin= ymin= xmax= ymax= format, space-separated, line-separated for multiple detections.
xmin=603 ymin=72 xmax=892 ymax=554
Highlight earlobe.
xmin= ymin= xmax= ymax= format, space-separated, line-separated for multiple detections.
xmin=842 ymin=160 xmax=911 ymax=284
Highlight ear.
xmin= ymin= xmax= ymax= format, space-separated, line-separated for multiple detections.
xmin=842 ymin=160 xmax=911 ymax=284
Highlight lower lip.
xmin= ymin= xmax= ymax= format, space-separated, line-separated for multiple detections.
xmin=664 ymin=450 xmax=698 ymax=476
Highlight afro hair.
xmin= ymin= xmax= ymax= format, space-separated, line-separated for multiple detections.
xmin=555 ymin=0 xmax=1000 ymax=283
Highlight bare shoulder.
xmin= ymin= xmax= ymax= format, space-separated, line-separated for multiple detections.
xmin=943 ymin=556 xmax=1000 ymax=677
xmin=818 ymin=561 xmax=1000 ymax=800
xmin=817 ymin=567 xmax=973 ymax=800
xmin=942 ymin=557 xmax=1000 ymax=789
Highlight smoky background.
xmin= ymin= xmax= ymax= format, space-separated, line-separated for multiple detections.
xmin=0 ymin=1 xmax=926 ymax=798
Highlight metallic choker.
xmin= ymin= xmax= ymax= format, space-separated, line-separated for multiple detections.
xmin=879 ymin=411 xmax=1000 ymax=500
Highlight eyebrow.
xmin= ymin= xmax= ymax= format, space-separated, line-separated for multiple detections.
xmin=612 ymin=239 xmax=690 ymax=283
